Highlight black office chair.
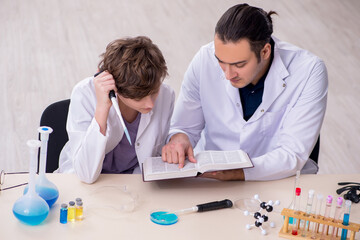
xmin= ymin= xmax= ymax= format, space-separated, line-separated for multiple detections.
xmin=39 ymin=99 xmax=70 ymax=173
xmin=309 ymin=136 xmax=320 ymax=164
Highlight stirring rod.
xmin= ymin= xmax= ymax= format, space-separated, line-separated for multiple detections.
xmin=109 ymin=90 xmax=132 ymax=146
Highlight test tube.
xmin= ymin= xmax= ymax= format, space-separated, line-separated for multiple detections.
xmin=300 ymin=189 xmax=315 ymax=237
xmin=341 ymin=200 xmax=351 ymax=240
xmin=331 ymin=197 xmax=343 ymax=239
xmin=292 ymin=187 xmax=301 ymax=235
xmin=68 ymin=201 xmax=76 ymax=222
xmin=75 ymin=200 xmax=83 ymax=221
xmin=311 ymin=194 xmax=323 ymax=239
xmin=60 ymin=203 xmax=68 ymax=224
xmin=288 ymin=170 xmax=301 ymax=224
xmin=320 ymin=195 xmax=333 ymax=240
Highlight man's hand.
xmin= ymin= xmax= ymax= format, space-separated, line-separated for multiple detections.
xmin=200 ymin=169 xmax=245 ymax=181
xmin=161 ymin=133 xmax=197 ymax=168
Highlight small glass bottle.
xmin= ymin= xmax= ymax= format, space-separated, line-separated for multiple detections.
xmin=320 ymin=195 xmax=333 ymax=240
xmin=60 ymin=203 xmax=68 ymax=224
xmin=292 ymin=187 xmax=301 ymax=235
xmin=75 ymin=200 xmax=83 ymax=221
xmin=341 ymin=200 xmax=351 ymax=240
xmin=331 ymin=197 xmax=343 ymax=239
xmin=68 ymin=201 xmax=76 ymax=222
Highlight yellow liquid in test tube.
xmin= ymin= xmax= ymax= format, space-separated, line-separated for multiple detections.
xmin=76 ymin=201 xmax=83 ymax=221
xmin=68 ymin=201 xmax=76 ymax=222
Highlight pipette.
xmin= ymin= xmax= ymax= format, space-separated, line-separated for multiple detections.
xmin=94 ymin=71 xmax=132 ymax=146
xmin=108 ymin=90 xmax=132 ymax=145
xmin=150 ymin=199 xmax=233 ymax=225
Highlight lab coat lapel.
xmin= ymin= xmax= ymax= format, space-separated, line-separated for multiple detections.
xmin=137 ymin=111 xmax=153 ymax=140
xmin=250 ymin=47 xmax=289 ymax=122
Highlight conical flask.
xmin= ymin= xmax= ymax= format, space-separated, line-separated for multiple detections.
xmin=13 ymin=140 xmax=49 ymax=225
xmin=24 ymin=127 xmax=59 ymax=208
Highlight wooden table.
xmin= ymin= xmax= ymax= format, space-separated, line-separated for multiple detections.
xmin=0 ymin=174 xmax=359 ymax=240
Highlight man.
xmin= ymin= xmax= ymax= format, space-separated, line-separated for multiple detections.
xmin=161 ymin=4 xmax=328 ymax=181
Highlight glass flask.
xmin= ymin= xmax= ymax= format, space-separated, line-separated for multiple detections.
xmin=24 ymin=127 xmax=59 ymax=208
xmin=13 ymin=140 xmax=49 ymax=225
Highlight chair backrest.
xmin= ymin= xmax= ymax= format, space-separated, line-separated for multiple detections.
xmin=309 ymin=136 xmax=320 ymax=164
xmin=39 ymin=99 xmax=70 ymax=173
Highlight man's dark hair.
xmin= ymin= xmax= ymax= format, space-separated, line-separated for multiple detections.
xmin=215 ymin=4 xmax=277 ymax=61
xmin=98 ymin=36 xmax=168 ymax=99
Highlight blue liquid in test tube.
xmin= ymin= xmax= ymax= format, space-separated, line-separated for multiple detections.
xmin=341 ymin=200 xmax=351 ymax=240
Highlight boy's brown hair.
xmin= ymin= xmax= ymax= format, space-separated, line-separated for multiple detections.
xmin=98 ymin=36 xmax=168 ymax=99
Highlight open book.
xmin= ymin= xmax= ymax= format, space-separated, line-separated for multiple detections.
xmin=142 ymin=150 xmax=253 ymax=181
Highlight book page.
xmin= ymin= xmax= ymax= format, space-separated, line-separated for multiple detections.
xmin=143 ymin=157 xmax=198 ymax=181
xmin=211 ymin=151 xmax=228 ymax=164
xmin=195 ymin=150 xmax=252 ymax=173
xmin=196 ymin=152 xmax=213 ymax=167
xmin=225 ymin=151 xmax=247 ymax=163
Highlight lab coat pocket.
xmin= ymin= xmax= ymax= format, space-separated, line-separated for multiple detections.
xmin=261 ymin=106 xmax=287 ymax=137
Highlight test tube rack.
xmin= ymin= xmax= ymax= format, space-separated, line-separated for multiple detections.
xmin=279 ymin=208 xmax=360 ymax=240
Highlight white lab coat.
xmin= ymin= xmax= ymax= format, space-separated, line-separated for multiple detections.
xmin=169 ymin=37 xmax=328 ymax=181
xmin=57 ymin=77 xmax=175 ymax=183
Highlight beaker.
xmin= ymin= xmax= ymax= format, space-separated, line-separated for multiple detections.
xmin=24 ymin=127 xmax=59 ymax=208
xmin=13 ymin=140 xmax=49 ymax=225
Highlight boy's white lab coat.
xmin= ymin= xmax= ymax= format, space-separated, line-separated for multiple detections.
xmin=57 ymin=77 xmax=175 ymax=184
xmin=169 ymin=37 xmax=328 ymax=181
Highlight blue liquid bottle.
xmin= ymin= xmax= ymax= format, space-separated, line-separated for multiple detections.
xmin=24 ymin=127 xmax=59 ymax=208
xmin=60 ymin=203 xmax=68 ymax=224
xmin=13 ymin=140 xmax=49 ymax=225
xmin=341 ymin=200 xmax=351 ymax=240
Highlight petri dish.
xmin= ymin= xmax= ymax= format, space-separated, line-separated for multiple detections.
xmin=150 ymin=211 xmax=178 ymax=225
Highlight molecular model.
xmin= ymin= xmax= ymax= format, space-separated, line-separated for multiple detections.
xmin=243 ymin=194 xmax=280 ymax=235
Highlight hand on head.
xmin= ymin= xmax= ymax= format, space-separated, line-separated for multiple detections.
xmin=161 ymin=133 xmax=197 ymax=168
xmin=93 ymin=71 xmax=117 ymax=110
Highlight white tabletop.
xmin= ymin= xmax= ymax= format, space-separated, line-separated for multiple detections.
xmin=1 ymin=173 xmax=359 ymax=240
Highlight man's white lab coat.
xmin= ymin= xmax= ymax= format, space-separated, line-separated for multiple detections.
xmin=57 ymin=77 xmax=175 ymax=183
xmin=169 ymin=37 xmax=328 ymax=181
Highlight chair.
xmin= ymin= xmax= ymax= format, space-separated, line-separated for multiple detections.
xmin=39 ymin=99 xmax=70 ymax=173
xmin=309 ymin=136 xmax=320 ymax=164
